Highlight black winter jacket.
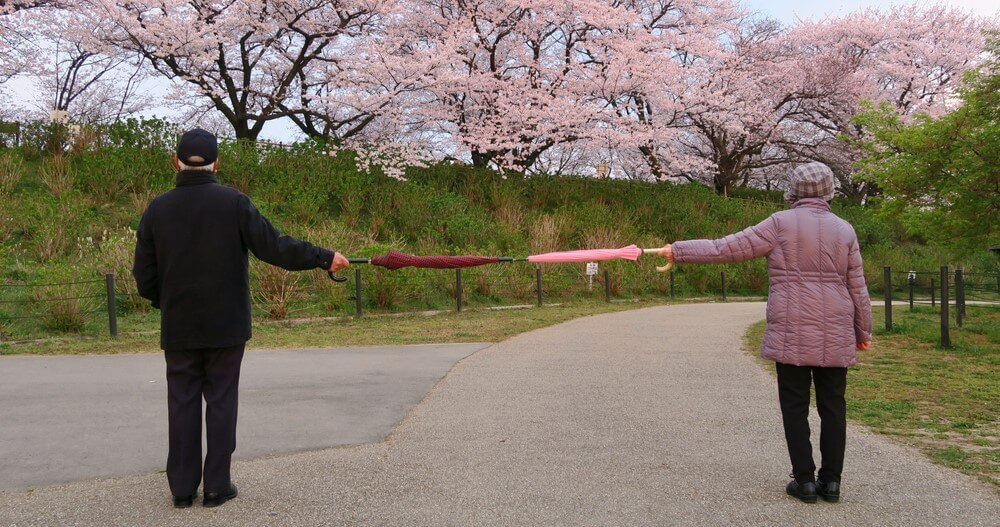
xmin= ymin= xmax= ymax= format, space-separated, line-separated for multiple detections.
xmin=132 ymin=171 xmax=334 ymax=350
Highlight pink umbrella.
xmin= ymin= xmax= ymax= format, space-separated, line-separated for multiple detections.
xmin=527 ymin=245 xmax=673 ymax=271
xmin=527 ymin=244 xmax=643 ymax=263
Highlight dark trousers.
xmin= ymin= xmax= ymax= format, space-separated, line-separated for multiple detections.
xmin=164 ymin=344 xmax=245 ymax=497
xmin=775 ymin=362 xmax=847 ymax=484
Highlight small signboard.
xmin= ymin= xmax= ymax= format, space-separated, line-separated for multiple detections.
xmin=586 ymin=262 xmax=598 ymax=276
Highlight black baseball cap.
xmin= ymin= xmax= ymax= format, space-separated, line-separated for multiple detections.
xmin=176 ymin=128 xmax=218 ymax=167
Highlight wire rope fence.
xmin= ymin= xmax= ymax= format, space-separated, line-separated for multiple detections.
xmin=881 ymin=265 xmax=999 ymax=347
xmin=0 ymin=274 xmax=117 ymax=342
xmin=6 ymin=262 xmax=995 ymax=346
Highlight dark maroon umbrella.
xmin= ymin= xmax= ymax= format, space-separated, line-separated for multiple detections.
xmin=370 ymin=250 xmax=504 ymax=270
xmin=327 ymin=253 xmax=516 ymax=281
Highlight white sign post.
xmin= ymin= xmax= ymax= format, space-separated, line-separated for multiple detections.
xmin=586 ymin=262 xmax=598 ymax=291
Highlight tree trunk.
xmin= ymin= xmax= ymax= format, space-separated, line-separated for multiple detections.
xmin=471 ymin=150 xmax=492 ymax=169
xmin=638 ymin=145 xmax=666 ymax=180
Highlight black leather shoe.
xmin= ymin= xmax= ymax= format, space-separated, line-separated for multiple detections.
xmin=202 ymin=484 xmax=238 ymax=508
xmin=786 ymin=480 xmax=818 ymax=503
xmin=817 ymin=480 xmax=840 ymax=503
xmin=172 ymin=495 xmax=195 ymax=508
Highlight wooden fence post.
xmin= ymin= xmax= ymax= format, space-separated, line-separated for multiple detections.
xmin=536 ymin=267 xmax=543 ymax=307
xmin=604 ymin=270 xmax=611 ymax=302
xmin=354 ymin=268 xmax=363 ymax=319
xmin=883 ymin=266 xmax=892 ymax=331
xmin=105 ymin=273 xmax=118 ymax=338
xmin=940 ymin=266 xmax=950 ymax=347
xmin=955 ymin=268 xmax=964 ymax=328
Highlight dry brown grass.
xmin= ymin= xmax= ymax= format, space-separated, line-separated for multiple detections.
xmin=36 ymin=283 xmax=98 ymax=333
xmin=491 ymin=184 xmax=525 ymax=229
xmin=251 ymin=259 xmax=304 ymax=319
xmin=581 ymin=225 xmax=625 ymax=250
xmin=529 ymin=213 xmax=570 ymax=254
xmin=82 ymin=228 xmax=148 ymax=313
xmin=40 ymin=154 xmax=75 ymax=198
xmin=0 ymin=151 xmax=22 ymax=195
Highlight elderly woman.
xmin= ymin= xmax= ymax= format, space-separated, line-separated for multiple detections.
xmin=661 ymin=162 xmax=872 ymax=504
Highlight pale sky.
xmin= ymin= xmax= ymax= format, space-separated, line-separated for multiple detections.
xmin=744 ymin=0 xmax=998 ymax=22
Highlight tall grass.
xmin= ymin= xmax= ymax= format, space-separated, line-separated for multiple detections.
xmin=0 ymin=150 xmax=22 ymax=195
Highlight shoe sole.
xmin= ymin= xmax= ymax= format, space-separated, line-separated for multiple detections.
xmin=786 ymin=488 xmax=818 ymax=503
xmin=819 ymin=494 xmax=840 ymax=503
xmin=203 ymin=492 xmax=238 ymax=508
xmin=202 ymin=497 xmax=235 ymax=508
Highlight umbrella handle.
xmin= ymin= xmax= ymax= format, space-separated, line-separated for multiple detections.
xmin=327 ymin=258 xmax=372 ymax=283
xmin=641 ymin=248 xmax=674 ymax=273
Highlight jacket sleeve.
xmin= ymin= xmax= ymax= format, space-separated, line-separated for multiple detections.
xmin=238 ymin=194 xmax=335 ymax=271
xmin=846 ymin=237 xmax=873 ymax=343
xmin=132 ymin=212 xmax=160 ymax=309
xmin=672 ymin=216 xmax=777 ymax=264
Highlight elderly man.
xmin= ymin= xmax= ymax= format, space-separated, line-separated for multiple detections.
xmin=132 ymin=129 xmax=349 ymax=508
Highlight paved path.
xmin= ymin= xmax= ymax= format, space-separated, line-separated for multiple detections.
xmin=1 ymin=303 xmax=997 ymax=526
xmin=0 ymin=343 xmax=488 ymax=491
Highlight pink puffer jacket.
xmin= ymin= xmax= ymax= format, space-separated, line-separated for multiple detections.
xmin=672 ymin=198 xmax=872 ymax=367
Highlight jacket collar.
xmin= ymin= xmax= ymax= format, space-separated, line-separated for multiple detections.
xmin=792 ymin=197 xmax=832 ymax=212
xmin=175 ymin=170 xmax=218 ymax=187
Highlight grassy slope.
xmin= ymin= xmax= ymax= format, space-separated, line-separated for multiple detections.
xmin=0 ymin=139 xmax=990 ymax=343
xmin=743 ymin=306 xmax=999 ymax=490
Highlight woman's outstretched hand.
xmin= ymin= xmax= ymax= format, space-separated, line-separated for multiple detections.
xmin=856 ymin=341 xmax=871 ymax=351
xmin=658 ymin=244 xmax=675 ymax=263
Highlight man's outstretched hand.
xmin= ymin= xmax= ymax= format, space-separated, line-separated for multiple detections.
xmin=329 ymin=252 xmax=350 ymax=272
xmin=857 ymin=341 xmax=871 ymax=351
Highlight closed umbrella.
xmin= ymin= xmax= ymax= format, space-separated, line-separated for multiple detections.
xmin=527 ymin=245 xmax=671 ymax=271
xmin=327 ymin=252 xmax=515 ymax=281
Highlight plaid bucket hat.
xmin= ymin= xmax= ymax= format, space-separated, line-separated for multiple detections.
xmin=785 ymin=162 xmax=835 ymax=203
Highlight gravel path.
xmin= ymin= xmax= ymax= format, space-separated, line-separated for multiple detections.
xmin=1 ymin=303 xmax=996 ymax=526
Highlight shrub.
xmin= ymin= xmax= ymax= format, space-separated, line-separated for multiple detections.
xmin=37 ymin=283 xmax=98 ymax=333
xmin=77 ymin=228 xmax=148 ymax=313
xmin=19 ymin=121 xmax=72 ymax=157
xmin=105 ymin=117 xmax=178 ymax=152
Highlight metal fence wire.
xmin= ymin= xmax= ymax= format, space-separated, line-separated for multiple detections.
xmin=4 ymin=264 xmax=997 ymax=343
xmin=0 ymin=277 xmax=111 ymax=340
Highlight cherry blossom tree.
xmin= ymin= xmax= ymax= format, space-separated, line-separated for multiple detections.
xmin=669 ymin=5 xmax=990 ymax=196
xmin=76 ymin=0 xmax=392 ymax=141
xmin=782 ymin=5 xmax=990 ymax=199
xmin=0 ymin=0 xmax=62 ymax=13
xmin=10 ymin=8 xmax=151 ymax=123
xmin=393 ymin=0 xmax=607 ymax=171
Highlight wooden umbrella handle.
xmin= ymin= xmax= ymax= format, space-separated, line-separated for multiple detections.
xmin=641 ymin=248 xmax=673 ymax=272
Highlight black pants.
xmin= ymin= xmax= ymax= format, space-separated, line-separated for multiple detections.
xmin=164 ymin=344 xmax=245 ymax=497
xmin=775 ymin=362 xmax=847 ymax=484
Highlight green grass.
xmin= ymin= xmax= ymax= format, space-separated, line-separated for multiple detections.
xmin=744 ymin=305 xmax=1000 ymax=490
xmin=0 ymin=299 xmax=666 ymax=355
